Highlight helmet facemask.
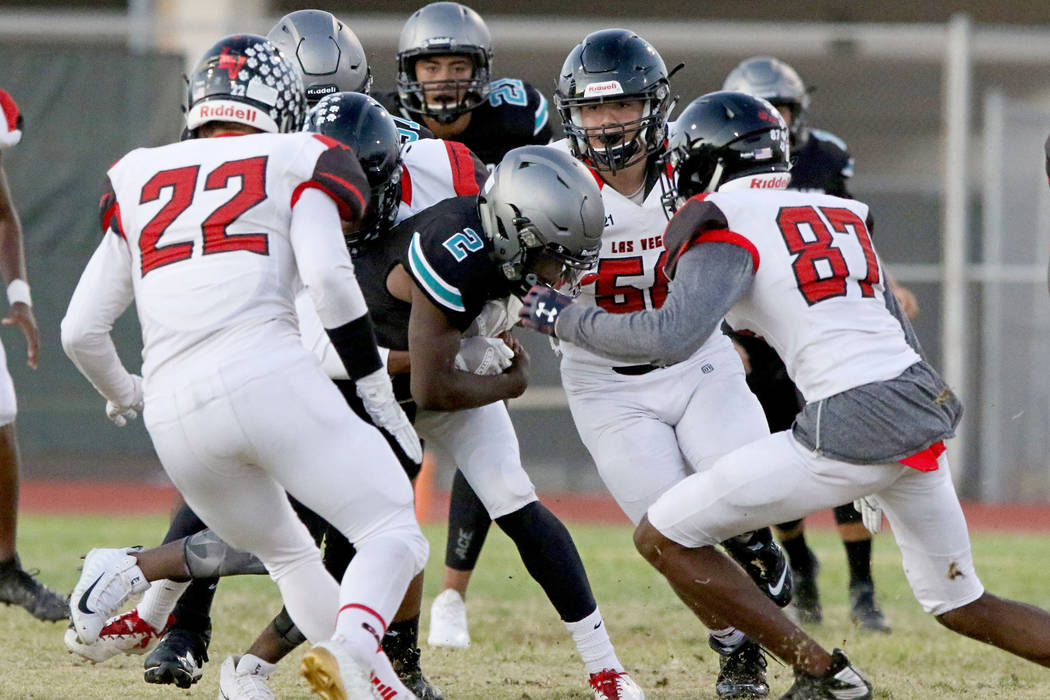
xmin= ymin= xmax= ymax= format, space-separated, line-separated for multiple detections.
xmin=560 ymin=90 xmax=671 ymax=174
xmin=397 ymin=50 xmax=490 ymax=124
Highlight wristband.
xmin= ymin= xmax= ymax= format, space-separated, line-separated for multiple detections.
xmin=7 ymin=279 xmax=30 ymax=307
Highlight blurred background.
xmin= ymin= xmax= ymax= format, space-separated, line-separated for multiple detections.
xmin=1 ymin=0 xmax=1048 ymax=503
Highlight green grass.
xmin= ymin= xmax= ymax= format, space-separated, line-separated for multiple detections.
xmin=3 ymin=513 xmax=1050 ymax=698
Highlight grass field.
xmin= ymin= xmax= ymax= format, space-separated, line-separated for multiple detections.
xmin=3 ymin=513 xmax=1050 ymax=699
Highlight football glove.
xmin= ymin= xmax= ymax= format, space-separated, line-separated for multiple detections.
xmin=0 ymin=90 xmax=23 ymax=149
xmin=853 ymin=495 xmax=883 ymax=535
xmin=466 ymin=296 xmax=523 ymax=338
xmin=106 ymin=375 xmax=143 ymax=427
xmin=355 ymin=367 xmax=422 ymax=464
xmin=455 ymin=336 xmax=514 ymax=376
xmin=518 ymin=285 xmax=573 ymax=337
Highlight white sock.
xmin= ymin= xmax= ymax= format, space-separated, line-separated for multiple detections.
xmin=371 ymin=648 xmax=414 ymax=698
xmin=137 ymin=579 xmax=188 ymax=632
xmin=237 ymin=652 xmax=277 ymax=679
xmin=564 ymin=607 xmax=622 ymax=675
xmin=335 ymin=536 xmax=417 ymax=665
xmin=710 ymin=626 xmax=747 ymax=652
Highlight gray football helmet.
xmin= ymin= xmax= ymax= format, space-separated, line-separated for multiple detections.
xmin=268 ymin=9 xmax=371 ymax=105
xmin=478 ymin=146 xmax=603 ymax=293
xmin=396 ymin=2 xmax=493 ymax=124
xmin=722 ymin=56 xmax=809 ymax=145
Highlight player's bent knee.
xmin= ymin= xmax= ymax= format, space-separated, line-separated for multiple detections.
xmin=634 ymin=517 xmax=668 ymax=568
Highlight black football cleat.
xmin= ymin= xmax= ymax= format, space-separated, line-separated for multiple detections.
xmin=143 ymin=624 xmax=210 ymax=688
xmin=710 ymin=637 xmax=769 ymax=699
xmin=0 ymin=557 xmax=68 ymax=622
xmin=779 ymin=648 xmax=872 ymax=700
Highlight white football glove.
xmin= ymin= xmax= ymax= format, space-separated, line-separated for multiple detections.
xmin=105 ymin=375 xmax=143 ymax=428
xmin=466 ymin=296 xmax=522 ymax=337
xmin=454 ymin=337 xmax=514 ymax=376
xmin=853 ymin=495 xmax=883 ymax=534
xmin=355 ymin=367 xmax=422 ymax=464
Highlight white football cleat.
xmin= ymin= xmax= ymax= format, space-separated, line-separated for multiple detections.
xmin=64 ymin=609 xmax=170 ymax=662
xmin=589 ymin=669 xmax=645 ymax=700
xmin=70 ymin=547 xmax=149 ymax=644
xmin=426 ymin=589 xmax=469 ymax=649
xmin=300 ymin=637 xmax=376 ymax=700
xmin=219 ymin=655 xmax=275 ymax=699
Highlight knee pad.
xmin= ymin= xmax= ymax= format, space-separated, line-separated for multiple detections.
xmin=271 ymin=606 xmax=307 ymax=653
xmin=184 ymin=529 xmax=268 ymax=578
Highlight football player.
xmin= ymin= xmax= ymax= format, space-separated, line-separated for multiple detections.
xmin=0 ymin=88 xmax=68 ymax=622
xmin=545 ymin=29 xmax=792 ymax=699
xmin=63 ymin=93 xmax=455 ymax=700
xmin=371 ymin=0 xmax=552 ymax=651
xmin=82 ymin=11 xmax=401 ymax=691
xmin=398 ymin=145 xmax=643 ymax=700
xmin=522 ymin=89 xmax=1050 ymax=698
xmin=375 ymin=1 xmax=550 ymax=164
xmin=60 ymin=34 xmax=428 ymax=700
xmin=722 ymin=55 xmax=902 ymax=632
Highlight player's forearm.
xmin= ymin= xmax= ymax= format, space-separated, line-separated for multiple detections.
xmin=557 ymin=245 xmax=748 ymax=365
xmin=0 ymin=165 xmax=27 ymax=285
xmin=411 ymin=365 xmax=522 ymax=410
xmin=61 ymin=235 xmax=137 ymax=405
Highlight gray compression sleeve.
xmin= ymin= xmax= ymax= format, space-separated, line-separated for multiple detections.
xmin=184 ymin=529 xmax=268 ymax=578
xmin=557 ymin=242 xmax=754 ymax=365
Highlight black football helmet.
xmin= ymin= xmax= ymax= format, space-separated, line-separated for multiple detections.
xmin=661 ymin=91 xmax=790 ymax=213
xmin=185 ymin=34 xmax=306 ymax=135
xmin=267 ymin=10 xmax=372 ymax=105
xmin=722 ymin=56 xmax=810 ymax=146
xmin=396 ymin=2 xmax=493 ymax=124
xmin=304 ymin=92 xmax=403 ymax=248
xmin=555 ymin=28 xmax=676 ymax=173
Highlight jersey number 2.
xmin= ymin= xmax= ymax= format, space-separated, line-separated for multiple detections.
xmin=776 ymin=205 xmax=879 ymax=306
xmin=139 ymin=156 xmax=269 ymax=276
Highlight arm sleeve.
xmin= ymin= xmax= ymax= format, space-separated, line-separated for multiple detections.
xmin=290 ymin=188 xmax=382 ymax=379
xmin=60 ymin=231 xmax=138 ymax=405
xmin=557 ymin=242 xmax=754 ymax=365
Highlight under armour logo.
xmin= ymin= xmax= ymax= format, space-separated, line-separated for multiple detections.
xmin=534 ymin=302 xmax=559 ymax=324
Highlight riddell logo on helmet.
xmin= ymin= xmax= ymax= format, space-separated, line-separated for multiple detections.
xmin=199 ymin=104 xmax=258 ymax=122
xmin=584 ymin=81 xmax=624 ymax=97
xmin=750 ymin=174 xmax=791 ymax=189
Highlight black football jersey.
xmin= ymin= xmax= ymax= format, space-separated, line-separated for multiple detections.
xmin=376 ymin=78 xmax=551 ymax=166
xmin=398 ymin=196 xmax=512 ymax=331
xmin=788 ymin=128 xmax=854 ymax=198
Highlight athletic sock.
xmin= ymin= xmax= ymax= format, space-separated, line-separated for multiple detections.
xmin=564 ymin=607 xmax=622 ymax=675
xmin=138 ymin=579 xmax=189 ymax=632
xmin=709 ymin=626 xmax=748 ymax=652
xmin=844 ymin=539 xmax=873 ymax=587
xmin=780 ymin=532 xmax=817 ymax=576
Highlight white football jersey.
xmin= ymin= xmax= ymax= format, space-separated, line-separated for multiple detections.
xmin=103 ymin=131 xmax=366 ymax=387
xmin=693 ymin=188 xmax=921 ymax=400
xmin=398 ymin=137 xmax=484 ymax=219
xmin=547 ymin=137 xmax=732 ymax=368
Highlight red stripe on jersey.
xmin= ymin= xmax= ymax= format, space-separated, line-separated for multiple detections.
xmin=311 ymin=133 xmax=349 ymax=151
xmin=695 ymin=229 xmax=759 ymax=271
xmin=338 ymin=603 xmax=387 ymax=635
xmin=587 ymin=166 xmax=605 ymax=190
xmin=110 ymin=203 xmax=125 ymax=240
xmin=400 ymin=164 xmax=413 ymax=205
xmin=0 ymin=90 xmax=19 ymax=133
xmin=898 ymin=441 xmax=945 ymax=472
xmin=668 ymin=228 xmax=759 ymax=276
xmin=291 ymin=181 xmax=357 ymax=222
xmin=445 ymin=141 xmax=481 ymax=196
xmin=684 ymin=194 xmax=711 ymax=205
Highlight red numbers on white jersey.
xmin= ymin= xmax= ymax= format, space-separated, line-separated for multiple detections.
xmin=139 ymin=156 xmax=269 ymax=276
xmin=776 ymin=205 xmax=880 ymax=306
xmin=593 ymin=250 xmax=670 ymax=313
